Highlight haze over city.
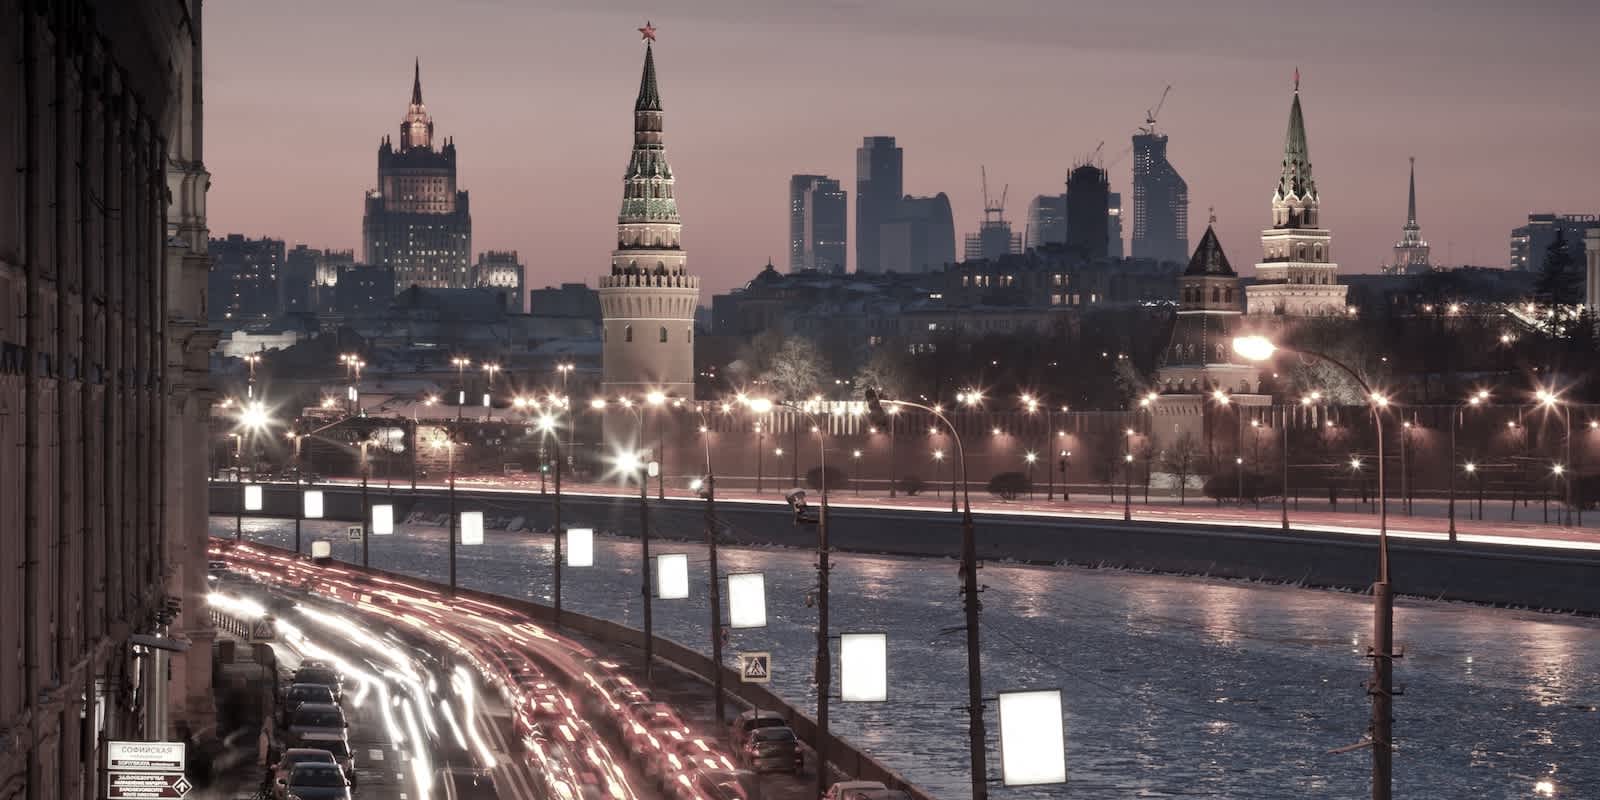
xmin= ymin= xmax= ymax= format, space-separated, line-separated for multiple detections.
xmin=207 ymin=0 xmax=1600 ymax=294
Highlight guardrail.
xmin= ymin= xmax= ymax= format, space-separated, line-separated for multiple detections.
xmin=222 ymin=538 xmax=938 ymax=800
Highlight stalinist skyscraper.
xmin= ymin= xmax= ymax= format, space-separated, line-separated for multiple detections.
xmin=1246 ymin=73 xmax=1348 ymax=316
xmin=599 ymin=23 xmax=701 ymax=400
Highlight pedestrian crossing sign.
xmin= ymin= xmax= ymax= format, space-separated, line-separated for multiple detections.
xmin=739 ymin=652 xmax=771 ymax=684
xmin=347 ymin=525 xmax=364 ymax=541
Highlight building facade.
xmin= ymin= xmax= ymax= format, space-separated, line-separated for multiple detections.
xmin=1066 ymin=164 xmax=1110 ymax=262
xmin=1024 ymin=194 xmax=1066 ymax=250
xmin=1108 ymin=192 xmax=1124 ymax=259
xmin=207 ymin=234 xmax=284 ymax=324
xmin=855 ymin=136 xmax=903 ymax=273
xmin=1587 ymin=228 xmax=1600 ymax=323
xmin=1385 ymin=158 xmax=1431 ymax=275
xmin=788 ymin=175 xmax=846 ymax=273
xmin=1510 ymin=213 xmax=1600 ymax=272
xmin=473 ymin=250 xmax=526 ymax=313
xmin=880 ymin=193 xmax=956 ymax=273
xmin=1245 ymin=81 xmax=1349 ymax=316
xmin=2 ymin=2 xmax=214 ymax=796
xmin=361 ymin=61 xmax=472 ymax=291
xmin=1131 ymin=131 xmax=1189 ymax=264
xmin=1157 ymin=225 xmax=1258 ymax=394
xmin=599 ymin=35 xmax=700 ymax=401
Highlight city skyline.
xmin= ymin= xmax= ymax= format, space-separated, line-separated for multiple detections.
xmin=205 ymin=1 xmax=1600 ymax=295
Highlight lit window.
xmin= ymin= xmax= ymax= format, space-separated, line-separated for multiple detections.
xmin=625 ymin=324 xmax=633 ymax=342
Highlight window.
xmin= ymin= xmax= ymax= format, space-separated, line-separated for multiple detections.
xmin=625 ymin=324 xmax=633 ymax=342
xmin=659 ymin=327 xmax=668 ymax=343
xmin=686 ymin=328 xmax=693 ymax=343
xmin=1211 ymin=286 xmax=1220 ymax=303
xmin=1225 ymin=288 xmax=1234 ymax=303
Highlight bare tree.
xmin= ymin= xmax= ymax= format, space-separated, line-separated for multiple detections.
xmin=1160 ymin=432 xmax=1203 ymax=505
xmin=853 ymin=346 xmax=910 ymax=400
xmin=759 ymin=337 xmax=830 ymax=401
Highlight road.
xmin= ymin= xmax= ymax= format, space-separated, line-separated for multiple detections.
xmin=218 ymin=514 xmax=1600 ymax=800
xmin=209 ymin=543 xmax=795 ymax=800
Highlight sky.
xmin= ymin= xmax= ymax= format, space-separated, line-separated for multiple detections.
xmin=205 ymin=0 xmax=1600 ymax=297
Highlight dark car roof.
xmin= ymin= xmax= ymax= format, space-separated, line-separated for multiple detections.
xmin=750 ymin=727 xmax=796 ymax=741
xmin=281 ymin=748 xmax=337 ymax=761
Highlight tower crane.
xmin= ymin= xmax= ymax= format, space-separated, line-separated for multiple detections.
xmin=1139 ymin=84 xmax=1173 ymax=136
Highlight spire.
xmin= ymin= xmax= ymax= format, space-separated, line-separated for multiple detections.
xmin=1407 ymin=157 xmax=1417 ymax=225
xmin=635 ymin=42 xmax=662 ymax=112
xmin=1275 ymin=76 xmax=1316 ymax=201
xmin=411 ymin=58 xmax=423 ymax=105
xmin=1185 ymin=223 xmax=1235 ymax=277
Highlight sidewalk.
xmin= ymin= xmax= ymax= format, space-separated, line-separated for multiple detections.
xmin=188 ymin=632 xmax=279 ymax=800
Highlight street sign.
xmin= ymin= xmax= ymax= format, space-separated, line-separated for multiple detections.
xmin=347 ymin=525 xmax=364 ymax=541
xmin=107 ymin=741 xmax=188 ymax=798
xmin=249 ymin=618 xmax=275 ymax=642
xmin=738 ymin=652 xmax=771 ymax=684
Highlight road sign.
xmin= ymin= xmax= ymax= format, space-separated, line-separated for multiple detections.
xmin=738 ymin=651 xmax=771 ymax=684
xmin=249 ymin=618 xmax=275 ymax=642
xmin=107 ymin=741 xmax=188 ymax=798
xmin=347 ymin=525 xmax=364 ymax=541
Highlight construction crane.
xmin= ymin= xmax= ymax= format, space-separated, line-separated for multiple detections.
xmin=1138 ymin=84 xmax=1173 ymax=136
xmin=980 ymin=165 xmax=1008 ymax=223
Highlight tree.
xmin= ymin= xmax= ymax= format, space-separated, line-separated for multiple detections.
xmin=759 ymin=337 xmax=829 ymax=401
xmin=986 ymin=471 xmax=1032 ymax=501
xmin=1536 ymin=229 xmax=1582 ymax=307
xmin=1159 ymin=433 xmax=1203 ymax=505
xmin=853 ymin=347 xmax=910 ymax=401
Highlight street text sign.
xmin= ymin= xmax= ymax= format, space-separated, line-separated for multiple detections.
xmin=107 ymin=741 xmax=188 ymax=798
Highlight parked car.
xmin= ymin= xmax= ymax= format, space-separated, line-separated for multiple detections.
xmin=821 ymin=781 xmax=888 ymax=800
xmin=297 ymin=732 xmax=356 ymax=787
xmin=277 ymin=762 xmax=351 ymax=800
xmin=290 ymin=665 xmax=344 ymax=703
xmin=853 ymin=789 xmax=913 ymax=800
xmin=281 ymin=684 xmax=337 ymax=722
xmin=671 ymin=768 xmax=760 ymax=800
xmin=270 ymin=749 xmax=338 ymax=800
xmin=738 ymin=726 xmax=802 ymax=775
xmin=284 ymin=702 xmax=346 ymax=748
xmin=728 ymin=710 xmax=786 ymax=751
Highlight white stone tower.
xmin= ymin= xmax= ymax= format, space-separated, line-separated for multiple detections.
xmin=599 ymin=24 xmax=700 ymax=400
xmin=1246 ymin=72 xmax=1349 ymax=316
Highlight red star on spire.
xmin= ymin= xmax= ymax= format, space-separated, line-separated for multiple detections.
xmin=639 ymin=20 xmax=656 ymax=42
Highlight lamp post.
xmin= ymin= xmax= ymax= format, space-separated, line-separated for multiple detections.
xmin=1535 ymin=388 xmax=1573 ymax=527
xmin=887 ymin=406 xmax=899 ymax=498
xmin=231 ymin=433 xmax=243 ymax=540
xmin=288 ymin=431 xmax=304 ymax=552
xmin=445 ymin=435 xmax=458 ymax=594
xmin=1022 ymin=394 xmax=1048 ymax=500
xmin=1138 ymin=392 xmax=1159 ymax=505
xmin=1399 ymin=420 xmax=1412 ymax=516
xmin=756 ymin=422 xmax=765 ymax=494
xmin=595 ymin=397 xmax=655 ymax=681
xmin=557 ymin=362 xmax=575 ymax=466
xmin=452 ymin=356 xmax=472 ymax=424
xmin=243 ymin=353 xmax=261 ymax=400
xmin=1024 ymin=452 xmax=1037 ymax=501
xmin=865 ymin=390 xmax=986 ymax=800
xmin=647 ymin=391 xmax=668 ymax=500
xmin=1235 ymin=335 xmax=1395 ymax=800
xmin=537 ymin=412 xmax=564 ymax=625
xmin=481 ymin=362 xmax=502 ymax=422
xmin=688 ymin=406 xmax=724 ymax=726
xmin=1122 ymin=428 xmax=1135 ymax=520
xmin=852 ymin=450 xmax=862 ymax=496
xmin=1449 ymin=390 xmax=1489 ymax=541
xmin=360 ymin=439 xmax=370 ymax=568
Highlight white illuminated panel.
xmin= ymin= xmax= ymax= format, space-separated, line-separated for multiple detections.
xmin=997 ymin=689 xmax=1067 ymax=786
xmin=839 ymin=633 xmax=888 ymax=702
xmin=302 ymin=490 xmax=324 ymax=519
xmin=656 ymin=554 xmax=689 ymax=600
xmin=461 ymin=511 xmax=484 ymax=545
xmin=372 ymin=504 xmax=394 ymax=535
xmin=243 ymin=484 xmax=263 ymax=511
xmin=310 ymin=540 xmax=332 ymax=559
xmin=567 ymin=528 xmax=594 ymax=567
xmin=726 ymin=573 xmax=767 ymax=629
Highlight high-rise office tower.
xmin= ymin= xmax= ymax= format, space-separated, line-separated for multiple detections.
xmin=1245 ymin=75 xmax=1348 ymax=316
xmin=207 ymin=234 xmax=285 ymax=323
xmin=856 ymin=136 xmax=904 ymax=273
xmin=880 ymin=194 xmax=957 ymax=273
xmin=1066 ymin=164 xmax=1110 ymax=262
xmin=1132 ymin=131 xmax=1189 ymax=264
xmin=1386 ymin=158 xmax=1431 ymax=274
xmin=599 ymin=27 xmax=700 ymax=400
xmin=1510 ymin=213 xmax=1600 ymax=271
xmin=789 ymin=175 xmax=847 ymax=273
xmin=362 ymin=60 xmax=473 ymax=291
xmin=1025 ymin=194 xmax=1067 ymax=250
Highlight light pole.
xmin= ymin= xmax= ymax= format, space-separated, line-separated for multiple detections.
xmin=687 ymin=406 xmax=724 ymax=726
xmin=594 ymin=397 xmax=655 ymax=682
xmin=537 ymin=412 xmax=564 ymax=625
xmin=557 ymin=362 xmax=575 ymax=466
xmin=852 ymin=450 xmax=862 ymax=496
xmin=647 ymin=391 xmax=668 ymax=500
xmin=867 ymin=390 xmax=986 ymax=800
xmin=756 ymin=422 xmax=765 ymax=494
xmin=1024 ymin=452 xmax=1036 ymax=500
xmin=1449 ymin=390 xmax=1489 ymax=541
xmin=360 ymin=439 xmax=370 ymax=568
xmin=887 ymin=406 xmax=899 ymax=498
xmin=452 ymin=356 xmax=472 ymax=424
xmin=243 ymin=353 xmax=261 ymax=400
xmin=1022 ymin=394 xmax=1048 ymax=500
xmin=481 ymin=362 xmax=502 ymax=422
xmin=1536 ymin=388 xmax=1573 ymax=527
xmin=1235 ymin=335 xmax=1395 ymax=800
xmin=1399 ymin=420 xmax=1412 ymax=517
xmin=444 ymin=435 xmax=458 ymax=594
xmin=288 ymin=431 xmax=304 ymax=552
xmin=231 ymin=433 xmax=243 ymax=540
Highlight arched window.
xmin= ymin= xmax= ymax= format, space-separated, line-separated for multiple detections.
xmin=659 ymin=326 xmax=668 ymax=343
xmin=1211 ymin=286 xmax=1220 ymax=303
xmin=1225 ymin=287 xmax=1234 ymax=303
xmin=624 ymin=324 xmax=633 ymax=343
xmin=686 ymin=327 xmax=693 ymax=343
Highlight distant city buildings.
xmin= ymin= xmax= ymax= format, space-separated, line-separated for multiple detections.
xmin=964 ymin=176 xmax=1022 ymax=262
xmin=856 ymin=136 xmax=904 ymax=273
xmin=1025 ymin=194 xmax=1066 ymax=250
xmin=1245 ymin=79 xmax=1349 ymax=316
xmin=361 ymin=60 xmax=473 ymax=291
xmin=1384 ymin=158 xmax=1431 ymax=275
xmin=1588 ymin=229 xmax=1600 ymax=319
xmin=283 ymin=244 xmax=320 ymax=314
xmin=1510 ymin=213 xmax=1600 ymax=272
xmin=788 ymin=175 xmax=847 ymax=273
xmin=1065 ymin=164 xmax=1110 ymax=262
xmin=1107 ymin=192 xmax=1124 ymax=259
xmin=1131 ymin=130 xmax=1189 ymax=264
xmin=881 ymin=193 xmax=956 ymax=273
xmin=473 ymin=250 xmax=526 ymax=313
xmin=208 ymin=234 xmax=284 ymax=323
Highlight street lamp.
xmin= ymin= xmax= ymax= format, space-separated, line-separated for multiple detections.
xmin=557 ymin=362 xmax=576 ymax=466
xmin=452 ymin=356 xmax=472 ymax=422
xmin=1234 ymin=334 xmax=1397 ymax=800
xmin=1535 ymin=386 xmax=1574 ymax=527
xmin=865 ymin=389 xmax=987 ymax=800
xmin=1023 ymin=452 xmax=1037 ymax=501
xmin=1448 ymin=389 xmax=1490 ymax=541
xmin=536 ymin=411 xmax=566 ymax=625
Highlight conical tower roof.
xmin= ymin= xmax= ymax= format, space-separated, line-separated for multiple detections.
xmin=635 ymin=43 xmax=662 ymax=112
xmin=1185 ymin=224 xmax=1235 ymax=276
xmin=411 ymin=57 xmax=423 ymax=105
xmin=1406 ymin=156 xmax=1417 ymax=225
xmin=1275 ymin=83 xmax=1317 ymax=201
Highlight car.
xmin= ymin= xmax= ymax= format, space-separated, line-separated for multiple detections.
xmin=652 ymin=736 xmax=736 ymax=788
xmin=277 ymin=762 xmax=351 ymax=800
xmin=623 ymin=702 xmax=688 ymax=755
xmin=852 ymin=790 xmax=913 ymax=800
xmin=674 ymin=768 xmax=760 ymax=800
xmin=290 ymin=666 xmax=344 ymax=703
xmin=284 ymin=702 xmax=346 ymax=748
xmin=737 ymin=726 xmax=802 ymax=775
xmin=281 ymin=684 xmax=337 ymax=721
xmin=820 ymin=781 xmax=888 ymax=800
xmin=297 ymin=732 xmax=356 ymax=788
xmin=270 ymin=749 xmax=338 ymax=800
xmin=728 ymin=710 xmax=786 ymax=750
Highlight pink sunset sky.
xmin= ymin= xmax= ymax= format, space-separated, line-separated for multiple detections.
xmin=205 ymin=0 xmax=1600 ymax=297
